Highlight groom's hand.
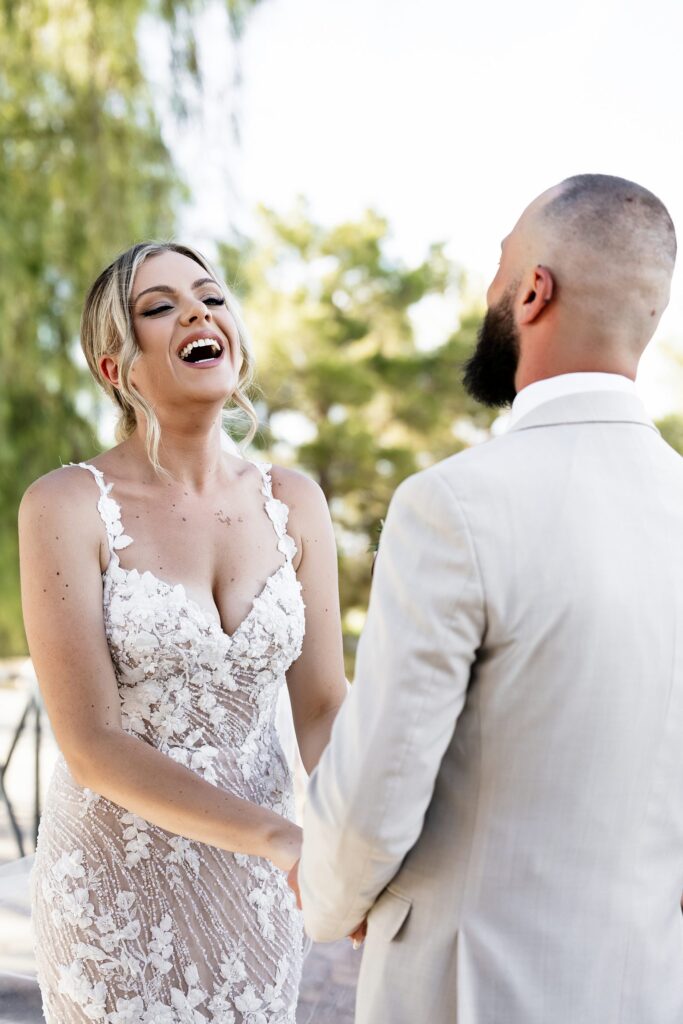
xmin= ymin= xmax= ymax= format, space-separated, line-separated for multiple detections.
xmin=286 ymin=858 xmax=303 ymax=910
xmin=288 ymin=858 xmax=367 ymax=948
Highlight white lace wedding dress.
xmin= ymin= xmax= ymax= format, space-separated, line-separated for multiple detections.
xmin=30 ymin=459 xmax=306 ymax=1023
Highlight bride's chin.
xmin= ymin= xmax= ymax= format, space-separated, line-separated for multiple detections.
xmin=179 ymin=373 xmax=239 ymax=401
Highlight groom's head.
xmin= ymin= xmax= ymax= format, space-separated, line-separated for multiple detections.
xmin=463 ymin=174 xmax=677 ymax=407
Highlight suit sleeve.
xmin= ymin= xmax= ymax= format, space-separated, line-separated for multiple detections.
xmin=299 ymin=468 xmax=486 ymax=941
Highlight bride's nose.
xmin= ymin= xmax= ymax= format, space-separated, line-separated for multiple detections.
xmin=180 ymin=299 xmax=212 ymax=326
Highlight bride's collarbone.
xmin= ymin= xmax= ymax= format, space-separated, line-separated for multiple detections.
xmin=112 ymin=513 xmax=287 ymax=635
xmin=87 ymin=458 xmax=295 ymax=632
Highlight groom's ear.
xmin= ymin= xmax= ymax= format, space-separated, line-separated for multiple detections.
xmin=518 ymin=265 xmax=555 ymax=325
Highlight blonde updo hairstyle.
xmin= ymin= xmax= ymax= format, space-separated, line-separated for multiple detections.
xmin=80 ymin=241 xmax=258 ymax=475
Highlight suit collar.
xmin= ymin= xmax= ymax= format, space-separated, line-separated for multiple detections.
xmin=507 ymin=390 xmax=659 ymax=434
xmin=509 ymin=372 xmax=635 ymax=427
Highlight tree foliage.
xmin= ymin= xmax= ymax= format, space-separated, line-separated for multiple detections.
xmin=220 ymin=204 xmax=494 ymax=668
xmin=657 ymin=414 xmax=683 ymax=455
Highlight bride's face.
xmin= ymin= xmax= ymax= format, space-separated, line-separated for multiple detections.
xmin=121 ymin=250 xmax=243 ymax=413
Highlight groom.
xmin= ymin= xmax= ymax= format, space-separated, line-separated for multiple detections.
xmin=297 ymin=175 xmax=683 ymax=1022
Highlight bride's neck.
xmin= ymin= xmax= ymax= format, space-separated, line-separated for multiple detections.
xmin=126 ymin=418 xmax=233 ymax=493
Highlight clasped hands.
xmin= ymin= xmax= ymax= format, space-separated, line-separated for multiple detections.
xmin=286 ymin=859 xmax=367 ymax=949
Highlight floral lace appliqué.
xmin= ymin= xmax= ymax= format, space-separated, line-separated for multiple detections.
xmin=32 ymin=459 xmax=305 ymax=1023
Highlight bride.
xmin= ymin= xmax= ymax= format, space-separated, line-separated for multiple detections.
xmin=17 ymin=242 xmax=348 ymax=1023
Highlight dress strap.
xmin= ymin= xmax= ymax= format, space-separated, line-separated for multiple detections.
xmin=67 ymin=462 xmax=133 ymax=561
xmin=252 ymin=461 xmax=298 ymax=563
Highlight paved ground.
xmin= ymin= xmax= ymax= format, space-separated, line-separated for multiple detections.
xmin=0 ymin=978 xmax=43 ymax=1024
xmin=297 ymin=939 xmax=360 ymax=1023
xmin=0 ymin=672 xmax=361 ymax=1023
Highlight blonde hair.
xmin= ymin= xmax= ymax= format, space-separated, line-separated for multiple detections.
xmin=80 ymin=241 xmax=258 ymax=475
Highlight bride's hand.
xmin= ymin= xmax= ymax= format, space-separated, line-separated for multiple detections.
xmin=349 ymin=918 xmax=367 ymax=949
xmin=286 ymin=858 xmax=303 ymax=909
xmin=268 ymin=820 xmax=302 ymax=873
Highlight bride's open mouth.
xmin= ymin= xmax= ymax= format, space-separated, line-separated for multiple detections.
xmin=177 ymin=336 xmax=225 ymax=367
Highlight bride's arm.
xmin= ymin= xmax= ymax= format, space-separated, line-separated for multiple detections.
xmin=18 ymin=468 xmax=300 ymax=872
xmin=272 ymin=468 xmax=348 ymax=776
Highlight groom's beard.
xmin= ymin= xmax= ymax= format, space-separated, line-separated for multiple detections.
xmin=462 ymin=290 xmax=520 ymax=407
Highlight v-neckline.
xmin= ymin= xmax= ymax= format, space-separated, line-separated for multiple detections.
xmin=104 ymin=559 xmax=293 ymax=644
xmin=72 ymin=457 xmax=298 ymax=644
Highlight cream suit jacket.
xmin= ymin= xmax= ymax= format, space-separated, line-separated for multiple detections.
xmin=299 ymin=390 xmax=683 ymax=1024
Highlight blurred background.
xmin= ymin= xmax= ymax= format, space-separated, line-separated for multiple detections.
xmin=1 ymin=0 xmax=683 ymax=667
xmin=1 ymin=0 xmax=683 ymax=1013
xmin=3 ymin=0 xmax=683 ymax=670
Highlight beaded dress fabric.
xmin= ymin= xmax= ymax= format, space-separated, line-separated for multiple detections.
xmin=30 ymin=460 xmax=306 ymax=1024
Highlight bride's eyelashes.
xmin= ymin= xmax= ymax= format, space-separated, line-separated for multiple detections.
xmin=140 ymin=305 xmax=173 ymax=317
xmin=140 ymin=296 xmax=226 ymax=318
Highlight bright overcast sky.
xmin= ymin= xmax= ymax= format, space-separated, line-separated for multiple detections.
xmin=160 ymin=0 xmax=683 ymax=416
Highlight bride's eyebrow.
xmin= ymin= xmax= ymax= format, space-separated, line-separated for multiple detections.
xmin=132 ymin=276 xmax=218 ymax=306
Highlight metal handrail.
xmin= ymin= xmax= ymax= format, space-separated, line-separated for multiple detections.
xmin=0 ymin=668 xmax=42 ymax=858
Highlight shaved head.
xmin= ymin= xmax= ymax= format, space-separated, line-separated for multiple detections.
xmin=529 ymin=174 xmax=676 ymax=351
xmin=464 ymin=174 xmax=677 ymax=405
xmin=541 ymin=174 xmax=676 ymax=265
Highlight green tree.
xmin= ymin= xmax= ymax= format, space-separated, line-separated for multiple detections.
xmin=657 ymin=414 xmax=683 ymax=455
xmin=0 ymin=0 xmax=264 ymax=654
xmin=221 ymin=203 xmax=493 ymax=670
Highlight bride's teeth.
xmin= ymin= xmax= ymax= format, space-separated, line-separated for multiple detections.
xmin=179 ymin=339 xmax=222 ymax=361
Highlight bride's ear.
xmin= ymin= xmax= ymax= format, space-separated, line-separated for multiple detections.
xmin=519 ymin=265 xmax=555 ymax=325
xmin=100 ymin=355 xmax=121 ymax=389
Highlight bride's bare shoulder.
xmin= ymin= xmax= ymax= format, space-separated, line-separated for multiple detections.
xmin=18 ymin=461 xmax=107 ymax=539
xmin=268 ymin=464 xmax=327 ymax=512
xmin=267 ymin=465 xmax=334 ymax=558
xmin=21 ymin=460 xmax=100 ymax=503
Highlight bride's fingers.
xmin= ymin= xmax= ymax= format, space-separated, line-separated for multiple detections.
xmin=286 ymin=859 xmax=303 ymax=910
xmin=349 ymin=918 xmax=367 ymax=948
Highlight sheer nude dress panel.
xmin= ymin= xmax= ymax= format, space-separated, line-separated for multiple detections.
xmin=31 ymin=460 xmax=306 ymax=1024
